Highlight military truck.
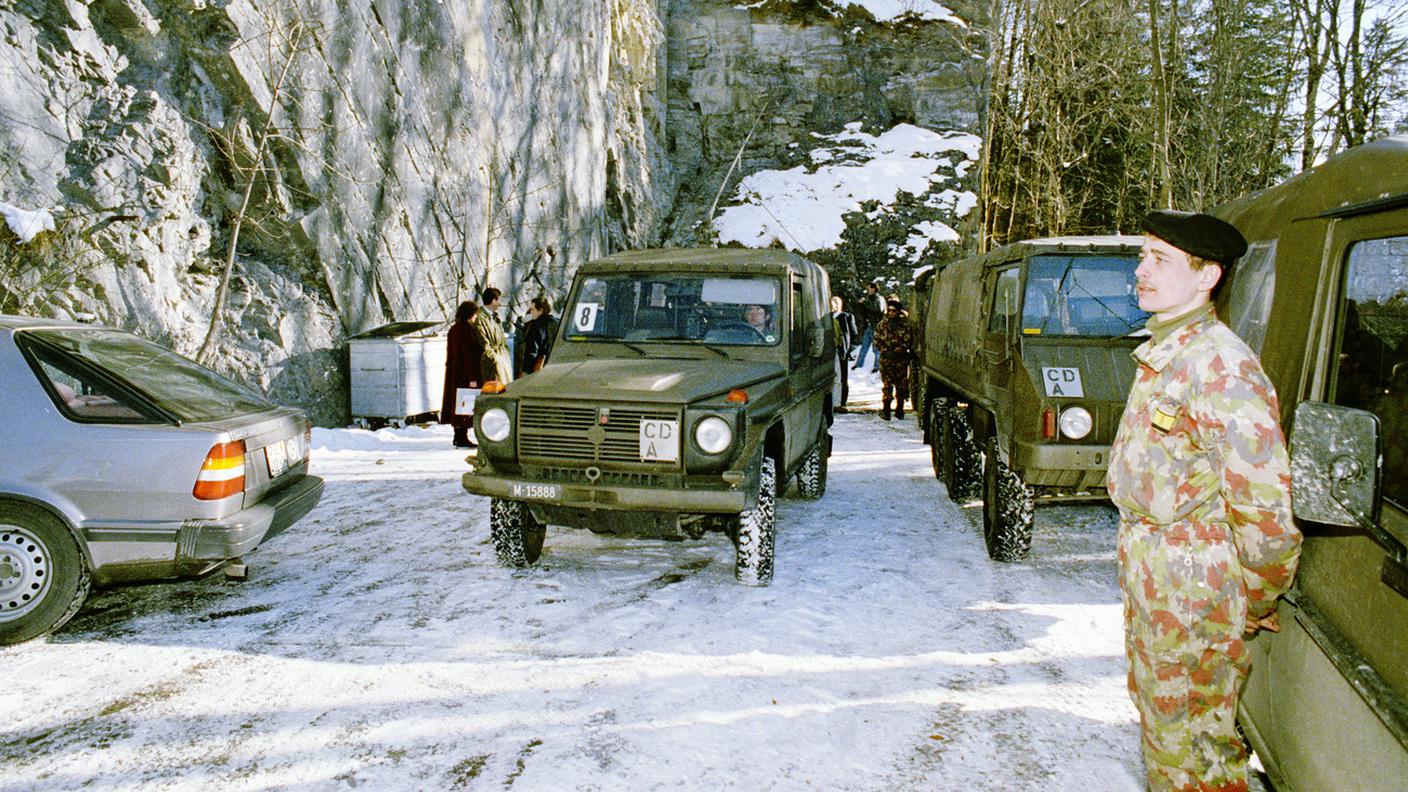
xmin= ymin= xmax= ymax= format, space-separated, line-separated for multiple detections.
xmin=912 ymin=236 xmax=1145 ymax=560
xmin=461 ymin=248 xmax=835 ymax=586
xmin=1212 ymin=136 xmax=1408 ymax=791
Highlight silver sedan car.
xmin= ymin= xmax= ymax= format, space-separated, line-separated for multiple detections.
xmin=0 ymin=316 xmax=324 ymax=644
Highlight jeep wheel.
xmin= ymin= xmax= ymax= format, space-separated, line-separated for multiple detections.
xmin=489 ymin=499 xmax=547 ymax=568
xmin=0 ymin=502 xmax=90 ymax=645
xmin=933 ymin=399 xmax=981 ymax=501
xmin=795 ymin=441 xmax=827 ymax=500
xmin=734 ymin=456 xmax=777 ymax=586
xmin=981 ymin=438 xmax=1033 ymax=562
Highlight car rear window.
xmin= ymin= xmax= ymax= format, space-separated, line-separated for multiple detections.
xmin=20 ymin=328 xmax=275 ymax=423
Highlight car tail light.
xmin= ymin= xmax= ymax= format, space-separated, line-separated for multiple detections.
xmin=1042 ymin=408 xmax=1057 ymax=440
xmin=194 ymin=440 xmax=246 ymax=500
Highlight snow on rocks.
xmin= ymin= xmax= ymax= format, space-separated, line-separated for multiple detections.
xmin=0 ymin=412 xmax=1147 ymax=790
xmin=0 ymin=201 xmax=55 ymax=243
xmin=713 ymin=123 xmax=980 ymax=253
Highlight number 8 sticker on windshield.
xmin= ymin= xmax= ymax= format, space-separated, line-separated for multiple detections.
xmin=575 ymin=303 xmax=601 ymax=331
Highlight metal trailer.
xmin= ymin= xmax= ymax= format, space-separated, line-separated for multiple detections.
xmin=348 ymin=321 xmax=446 ymax=429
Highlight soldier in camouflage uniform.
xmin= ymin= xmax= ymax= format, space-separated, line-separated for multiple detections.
xmin=873 ymin=299 xmax=914 ymax=420
xmin=1109 ymin=210 xmax=1302 ymax=792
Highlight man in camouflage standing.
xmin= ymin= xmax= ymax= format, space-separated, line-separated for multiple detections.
xmin=872 ymin=298 xmax=913 ymax=421
xmin=1109 ymin=210 xmax=1302 ymax=792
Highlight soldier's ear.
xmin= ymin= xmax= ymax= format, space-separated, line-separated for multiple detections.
xmin=1196 ymin=262 xmax=1223 ymax=294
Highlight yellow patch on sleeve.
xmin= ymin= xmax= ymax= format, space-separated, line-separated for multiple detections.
xmin=1151 ymin=408 xmax=1177 ymax=433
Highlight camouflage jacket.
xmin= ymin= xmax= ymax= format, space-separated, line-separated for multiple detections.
xmin=873 ymin=313 xmax=914 ymax=360
xmin=1108 ymin=305 xmax=1301 ymax=619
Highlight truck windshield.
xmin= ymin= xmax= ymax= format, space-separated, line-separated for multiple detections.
xmin=564 ymin=274 xmax=783 ymax=346
xmin=1021 ymin=254 xmax=1148 ymax=337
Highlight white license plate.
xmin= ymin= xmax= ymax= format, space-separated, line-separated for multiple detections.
xmin=265 ymin=435 xmax=305 ymax=478
xmin=511 ymin=482 xmax=561 ymax=501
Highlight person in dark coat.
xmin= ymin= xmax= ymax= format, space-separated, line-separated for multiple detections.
xmin=831 ymin=295 xmax=856 ymax=411
xmin=520 ymin=295 xmax=560 ymax=375
xmin=441 ymin=300 xmax=482 ymax=448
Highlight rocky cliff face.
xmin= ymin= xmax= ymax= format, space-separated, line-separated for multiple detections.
xmin=0 ymin=0 xmax=979 ymax=425
xmin=661 ymin=0 xmax=986 ymax=245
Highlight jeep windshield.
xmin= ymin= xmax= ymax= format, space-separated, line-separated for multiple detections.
xmin=564 ymin=274 xmax=783 ymax=347
xmin=1021 ymin=254 xmax=1149 ymax=337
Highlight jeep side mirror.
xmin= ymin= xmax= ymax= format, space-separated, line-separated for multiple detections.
xmin=1290 ymin=401 xmax=1381 ymax=529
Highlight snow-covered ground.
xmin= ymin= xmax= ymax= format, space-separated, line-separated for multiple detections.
xmin=2 ymin=374 xmax=1156 ymax=791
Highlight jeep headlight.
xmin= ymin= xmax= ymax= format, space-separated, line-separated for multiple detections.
xmin=480 ymin=407 xmax=512 ymax=442
xmin=1058 ymin=406 xmax=1093 ymax=440
xmin=694 ymin=416 xmax=733 ymax=455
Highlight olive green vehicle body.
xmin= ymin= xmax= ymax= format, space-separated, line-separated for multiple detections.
xmin=1211 ymin=135 xmax=1408 ymax=792
xmin=461 ymin=248 xmax=834 ymax=539
xmin=913 ymin=236 xmax=1144 ymax=494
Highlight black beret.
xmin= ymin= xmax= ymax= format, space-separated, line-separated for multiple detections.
xmin=886 ymin=298 xmax=903 ymax=310
xmin=1141 ymin=209 xmax=1247 ymax=264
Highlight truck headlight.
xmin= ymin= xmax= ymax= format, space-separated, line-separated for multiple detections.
xmin=480 ymin=407 xmax=512 ymax=442
xmin=694 ymin=416 xmax=733 ymax=455
xmin=1058 ymin=406 xmax=1093 ymax=440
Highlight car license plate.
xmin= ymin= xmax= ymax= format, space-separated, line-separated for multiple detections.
xmin=511 ymin=482 xmax=561 ymax=501
xmin=265 ymin=435 xmax=305 ymax=478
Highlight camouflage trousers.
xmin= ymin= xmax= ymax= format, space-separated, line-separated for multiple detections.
xmin=879 ymin=355 xmax=910 ymax=403
xmin=1117 ymin=516 xmax=1252 ymax=792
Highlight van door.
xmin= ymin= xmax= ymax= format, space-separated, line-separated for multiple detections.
xmin=982 ymin=265 xmax=1020 ymax=422
xmin=1253 ymin=207 xmax=1408 ymax=792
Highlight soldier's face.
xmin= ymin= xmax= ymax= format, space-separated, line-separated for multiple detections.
xmin=1135 ymin=236 xmax=1220 ymax=319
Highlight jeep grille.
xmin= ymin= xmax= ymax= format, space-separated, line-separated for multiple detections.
xmin=518 ymin=402 xmax=681 ymax=467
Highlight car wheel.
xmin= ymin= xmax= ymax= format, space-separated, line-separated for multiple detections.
xmin=934 ymin=400 xmax=981 ymax=501
xmin=0 ymin=502 xmax=90 ymax=645
xmin=981 ymin=438 xmax=1033 ymax=562
xmin=734 ymin=456 xmax=777 ymax=586
xmin=795 ymin=441 xmax=828 ymax=500
xmin=489 ymin=499 xmax=546 ymax=568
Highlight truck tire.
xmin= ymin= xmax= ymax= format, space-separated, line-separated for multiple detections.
xmin=489 ymin=499 xmax=546 ymax=568
xmin=981 ymin=438 xmax=1033 ymax=562
xmin=0 ymin=502 xmax=90 ymax=645
xmin=795 ymin=441 xmax=827 ymax=500
xmin=734 ymin=456 xmax=777 ymax=586
xmin=932 ymin=399 xmax=981 ymax=501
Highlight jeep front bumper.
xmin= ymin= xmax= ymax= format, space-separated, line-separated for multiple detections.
xmin=461 ymin=470 xmax=748 ymax=513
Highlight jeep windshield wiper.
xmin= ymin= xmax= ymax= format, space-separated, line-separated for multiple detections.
xmin=651 ymin=336 xmax=730 ymax=358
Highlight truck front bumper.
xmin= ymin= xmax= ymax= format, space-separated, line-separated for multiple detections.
xmin=1014 ymin=441 xmax=1110 ymax=489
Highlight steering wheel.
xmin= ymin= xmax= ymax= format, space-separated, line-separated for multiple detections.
xmin=712 ymin=320 xmax=767 ymax=342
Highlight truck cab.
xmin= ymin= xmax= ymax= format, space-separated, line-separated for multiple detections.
xmin=914 ymin=236 xmax=1145 ymax=560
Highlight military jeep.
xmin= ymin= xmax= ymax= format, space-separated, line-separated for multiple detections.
xmin=912 ymin=236 xmax=1145 ymax=560
xmin=1212 ymin=135 xmax=1408 ymax=791
xmin=461 ymin=248 xmax=835 ymax=585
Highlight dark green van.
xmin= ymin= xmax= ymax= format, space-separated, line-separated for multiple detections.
xmin=1214 ymin=135 xmax=1408 ymax=791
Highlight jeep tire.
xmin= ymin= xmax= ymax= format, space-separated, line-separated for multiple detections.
xmin=0 ymin=502 xmax=90 ymax=645
xmin=734 ymin=456 xmax=777 ymax=586
xmin=981 ymin=438 xmax=1034 ymax=562
xmin=795 ymin=433 xmax=828 ymax=500
xmin=489 ymin=498 xmax=547 ymax=568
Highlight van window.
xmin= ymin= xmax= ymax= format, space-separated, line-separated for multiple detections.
xmin=1227 ymin=240 xmax=1277 ymax=353
xmin=1332 ymin=235 xmax=1408 ymax=506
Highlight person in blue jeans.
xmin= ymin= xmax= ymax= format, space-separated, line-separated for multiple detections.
xmin=852 ymin=282 xmax=885 ymax=372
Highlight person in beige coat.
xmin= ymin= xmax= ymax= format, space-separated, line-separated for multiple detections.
xmin=471 ymin=287 xmax=513 ymax=385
